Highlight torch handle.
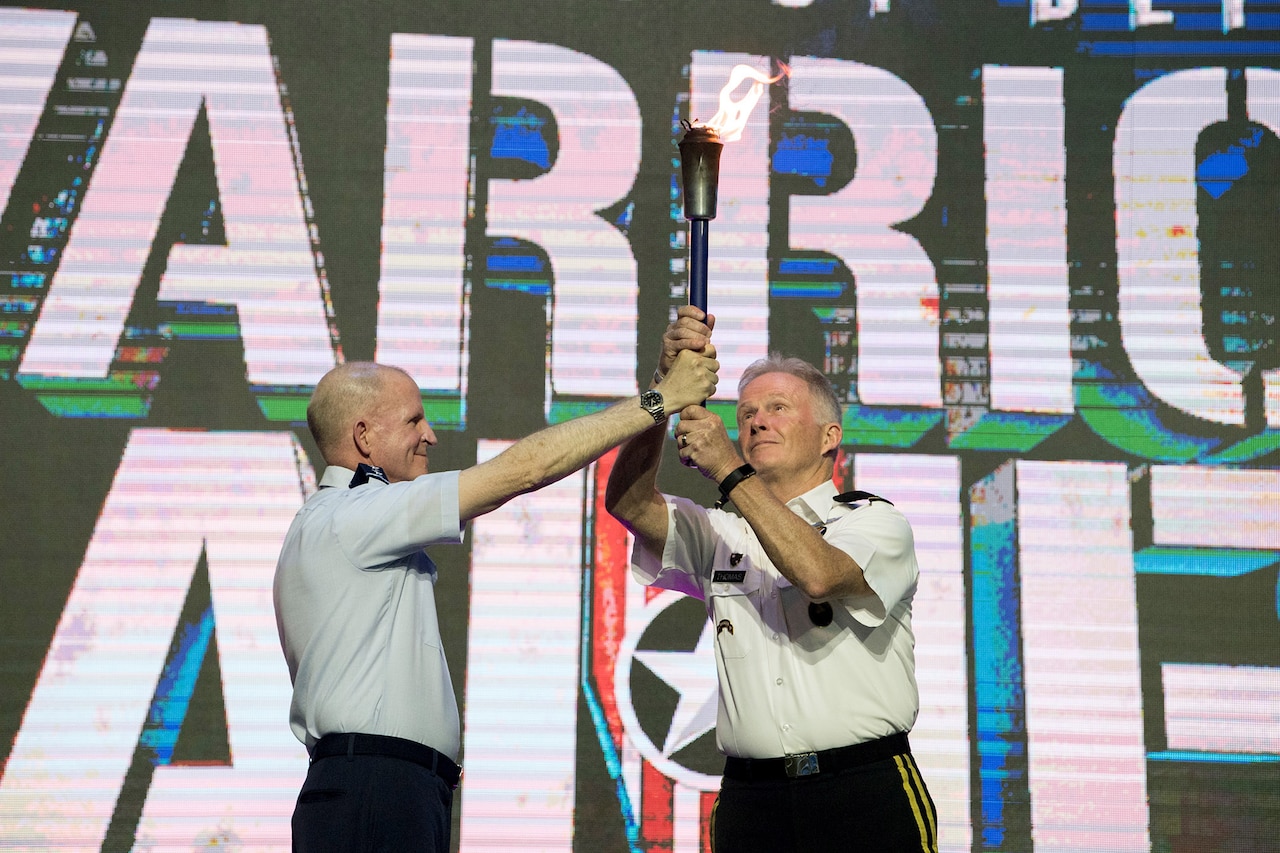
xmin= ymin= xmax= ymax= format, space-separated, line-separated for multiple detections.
xmin=688 ymin=219 xmax=709 ymax=314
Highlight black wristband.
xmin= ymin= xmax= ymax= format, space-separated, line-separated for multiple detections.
xmin=716 ymin=463 xmax=756 ymax=506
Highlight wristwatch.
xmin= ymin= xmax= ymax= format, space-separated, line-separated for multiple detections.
xmin=639 ymin=389 xmax=666 ymax=424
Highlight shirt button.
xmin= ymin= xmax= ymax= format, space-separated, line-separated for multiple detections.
xmin=775 ymin=678 xmax=783 ymax=686
xmin=782 ymin=724 xmax=792 ymax=732
xmin=771 ymin=591 xmax=778 ymax=598
xmin=772 ymin=633 xmax=779 ymax=641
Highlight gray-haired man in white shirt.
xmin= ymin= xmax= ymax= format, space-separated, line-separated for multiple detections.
xmin=606 ymin=306 xmax=937 ymax=853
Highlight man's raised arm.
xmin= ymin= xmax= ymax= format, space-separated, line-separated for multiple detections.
xmin=605 ymin=307 xmax=715 ymax=555
xmin=457 ymin=344 xmax=717 ymax=523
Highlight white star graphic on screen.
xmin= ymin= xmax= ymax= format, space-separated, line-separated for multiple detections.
xmin=633 ymin=621 xmax=718 ymax=756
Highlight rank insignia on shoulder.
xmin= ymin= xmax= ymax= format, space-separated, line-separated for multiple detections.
xmin=349 ymin=463 xmax=389 ymax=488
xmin=713 ymin=570 xmax=746 ymax=584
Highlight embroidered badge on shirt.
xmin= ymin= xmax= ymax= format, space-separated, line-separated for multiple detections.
xmin=729 ymin=553 xmax=744 ymax=566
xmin=713 ymin=570 xmax=746 ymax=583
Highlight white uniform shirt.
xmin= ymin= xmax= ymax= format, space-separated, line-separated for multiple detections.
xmin=273 ymin=465 xmax=463 ymax=759
xmin=633 ymin=480 xmax=920 ymax=759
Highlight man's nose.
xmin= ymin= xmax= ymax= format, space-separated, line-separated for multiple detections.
xmin=421 ymin=422 xmax=438 ymax=445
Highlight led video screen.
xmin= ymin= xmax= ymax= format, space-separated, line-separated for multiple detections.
xmin=0 ymin=1 xmax=1277 ymax=850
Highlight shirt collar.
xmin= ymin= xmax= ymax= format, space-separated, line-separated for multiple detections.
xmin=317 ymin=461 xmax=391 ymax=489
xmin=318 ymin=465 xmax=362 ymax=489
xmin=785 ymin=480 xmax=841 ymax=526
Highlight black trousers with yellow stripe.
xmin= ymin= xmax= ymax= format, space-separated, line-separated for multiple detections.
xmin=712 ymin=750 xmax=938 ymax=853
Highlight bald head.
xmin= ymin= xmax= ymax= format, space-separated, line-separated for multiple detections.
xmin=307 ymin=362 xmax=412 ymax=465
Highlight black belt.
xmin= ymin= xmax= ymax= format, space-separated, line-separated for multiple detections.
xmin=311 ymin=733 xmax=462 ymax=789
xmin=723 ymin=732 xmax=910 ymax=781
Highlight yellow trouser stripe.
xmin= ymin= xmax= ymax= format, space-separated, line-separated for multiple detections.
xmin=709 ymin=795 xmax=719 ymax=853
xmin=895 ymin=753 xmax=939 ymax=853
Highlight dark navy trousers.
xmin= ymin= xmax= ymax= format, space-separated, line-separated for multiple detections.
xmin=712 ymin=751 xmax=938 ymax=853
xmin=292 ymin=752 xmax=453 ymax=852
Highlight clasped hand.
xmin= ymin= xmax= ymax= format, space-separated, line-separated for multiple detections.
xmin=657 ymin=306 xmax=743 ymax=483
xmin=656 ymin=347 xmax=719 ymax=412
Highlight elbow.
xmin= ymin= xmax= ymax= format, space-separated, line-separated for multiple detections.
xmin=603 ymin=469 xmax=634 ymax=521
xmin=798 ymin=558 xmax=867 ymax=601
xmin=606 ymin=473 xmax=632 ymax=514
xmin=603 ymin=479 xmax=655 ymax=537
xmin=602 ymin=483 xmax=634 ymax=527
xmin=798 ymin=577 xmax=838 ymax=601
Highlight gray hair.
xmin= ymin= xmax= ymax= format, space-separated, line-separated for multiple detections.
xmin=737 ymin=353 xmax=842 ymax=426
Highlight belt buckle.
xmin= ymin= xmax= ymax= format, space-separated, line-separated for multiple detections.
xmin=783 ymin=752 xmax=820 ymax=778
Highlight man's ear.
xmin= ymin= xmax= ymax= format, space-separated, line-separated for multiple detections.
xmin=821 ymin=421 xmax=842 ymax=456
xmin=353 ymin=419 xmax=372 ymax=458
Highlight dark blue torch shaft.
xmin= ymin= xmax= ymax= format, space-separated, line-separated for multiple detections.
xmin=689 ymin=219 xmax=709 ymax=313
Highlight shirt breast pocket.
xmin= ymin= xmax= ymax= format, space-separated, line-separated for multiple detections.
xmin=708 ymin=572 xmax=760 ymax=660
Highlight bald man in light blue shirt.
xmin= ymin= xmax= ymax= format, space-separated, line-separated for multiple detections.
xmin=276 ymin=351 xmax=717 ymax=853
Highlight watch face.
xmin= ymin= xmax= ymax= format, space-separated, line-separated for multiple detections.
xmin=640 ymin=390 xmax=665 ymax=422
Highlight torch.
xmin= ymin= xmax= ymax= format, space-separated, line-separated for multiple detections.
xmin=676 ymin=63 xmax=782 ymax=316
xmin=678 ymin=122 xmax=723 ymax=315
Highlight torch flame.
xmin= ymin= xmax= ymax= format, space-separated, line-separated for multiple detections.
xmin=694 ymin=63 xmax=788 ymax=143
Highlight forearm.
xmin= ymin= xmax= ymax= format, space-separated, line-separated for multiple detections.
xmin=459 ymin=396 xmax=657 ymax=522
xmin=724 ymin=475 xmax=870 ymax=600
xmin=603 ymin=421 xmax=669 ymax=549
xmin=458 ymin=347 xmax=716 ymax=522
xmin=602 ymin=305 xmax=716 ymax=548
xmin=517 ymin=397 xmax=660 ymax=488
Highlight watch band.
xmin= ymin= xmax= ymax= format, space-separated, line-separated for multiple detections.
xmin=715 ymin=463 xmax=757 ymax=508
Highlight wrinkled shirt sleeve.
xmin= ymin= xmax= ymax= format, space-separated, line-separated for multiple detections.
xmin=630 ymin=495 xmax=724 ymax=602
xmin=823 ymin=503 xmax=918 ymax=628
xmin=328 ymin=470 xmax=462 ymax=568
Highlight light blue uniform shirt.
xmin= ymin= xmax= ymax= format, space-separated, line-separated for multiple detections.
xmin=273 ymin=465 xmax=463 ymax=759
